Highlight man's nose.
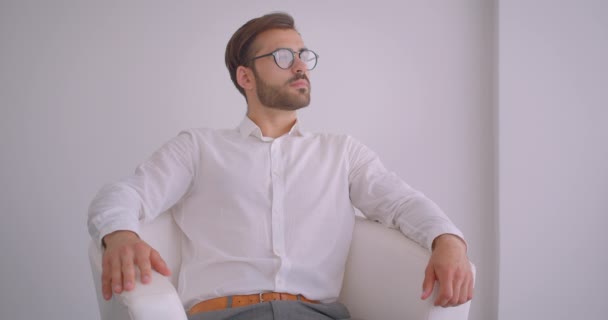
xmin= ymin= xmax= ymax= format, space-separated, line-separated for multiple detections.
xmin=291 ymin=55 xmax=307 ymax=74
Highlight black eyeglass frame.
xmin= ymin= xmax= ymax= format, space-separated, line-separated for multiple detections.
xmin=250 ymin=48 xmax=319 ymax=70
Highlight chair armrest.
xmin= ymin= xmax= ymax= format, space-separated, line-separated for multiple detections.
xmin=340 ymin=217 xmax=474 ymax=320
xmin=88 ymin=241 xmax=188 ymax=320
xmin=118 ymin=271 xmax=187 ymax=320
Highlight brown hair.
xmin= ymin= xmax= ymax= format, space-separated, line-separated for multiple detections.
xmin=225 ymin=12 xmax=296 ymax=97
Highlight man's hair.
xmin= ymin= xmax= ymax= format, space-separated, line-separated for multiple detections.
xmin=225 ymin=12 xmax=296 ymax=97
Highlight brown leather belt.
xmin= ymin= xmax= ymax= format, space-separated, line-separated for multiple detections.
xmin=188 ymin=292 xmax=319 ymax=315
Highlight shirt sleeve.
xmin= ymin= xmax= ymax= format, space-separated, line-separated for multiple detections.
xmin=87 ymin=130 xmax=199 ymax=246
xmin=346 ymin=136 xmax=465 ymax=250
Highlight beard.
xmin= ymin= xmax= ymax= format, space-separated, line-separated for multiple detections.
xmin=253 ymin=69 xmax=311 ymax=111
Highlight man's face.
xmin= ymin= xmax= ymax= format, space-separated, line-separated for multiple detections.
xmin=249 ymin=29 xmax=311 ymax=111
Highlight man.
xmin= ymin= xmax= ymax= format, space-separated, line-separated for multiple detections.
xmin=88 ymin=12 xmax=473 ymax=320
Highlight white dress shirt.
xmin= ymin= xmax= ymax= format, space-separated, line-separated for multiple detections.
xmin=88 ymin=117 xmax=464 ymax=309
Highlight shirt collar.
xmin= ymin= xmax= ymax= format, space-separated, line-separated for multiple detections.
xmin=237 ymin=116 xmax=305 ymax=141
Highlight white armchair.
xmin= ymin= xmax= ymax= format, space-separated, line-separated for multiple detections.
xmin=89 ymin=214 xmax=474 ymax=320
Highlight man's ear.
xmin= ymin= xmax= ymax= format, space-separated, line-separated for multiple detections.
xmin=236 ymin=66 xmax=255 ymax=91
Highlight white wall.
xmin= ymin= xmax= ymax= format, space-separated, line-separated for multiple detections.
xmin=498 ymin=1 xmax=608 ymax=319
xmin=0 ymin=1 xmax=496 ymax=319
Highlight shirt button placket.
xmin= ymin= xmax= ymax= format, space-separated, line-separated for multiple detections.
xmin=270 ymin=140 xmax=284 ymax=257
xmin=270 ymin=139 xmax=287 ymax=289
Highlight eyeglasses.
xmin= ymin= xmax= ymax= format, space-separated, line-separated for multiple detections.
xmin=250 ymin=48 xmax=319 ymax=70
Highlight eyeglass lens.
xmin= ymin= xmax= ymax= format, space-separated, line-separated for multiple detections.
xmin=274 ymin=49 xmax=317 ymax=70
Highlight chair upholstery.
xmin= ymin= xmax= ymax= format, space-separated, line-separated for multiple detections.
xmin=89 ymin=214 xmax=474 ymax=320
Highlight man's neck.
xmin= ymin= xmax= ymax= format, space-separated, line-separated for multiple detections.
xmin=246 ymin=108 xmax=297 ymax=138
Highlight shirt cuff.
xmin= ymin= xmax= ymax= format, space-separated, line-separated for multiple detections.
xmin=425 ymin=226 xmax=466 ymax=252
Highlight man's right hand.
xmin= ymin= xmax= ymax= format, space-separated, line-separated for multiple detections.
xmin=101 ymin=230 xmax=172 ymax=300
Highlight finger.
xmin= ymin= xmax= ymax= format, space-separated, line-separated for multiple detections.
xmin=467 ymin=273 xmax=475 ymax=301
xmin=150 ymin=249 xmax=172 ymax=276
xmin=134 ymin=244 xmax=152 ymax=284
xmin=110 ymin=254 xmax=123 ymax=294
xmin=457 ymin=274 xmax=470 ymax=305
xmin=421 ymin=264 xmax=436 ymax=300
xmin=120 ymin=247 xmax=136 ymax=291
xmin=449 ymin=271 xmax=463 ymax=306
xmin=435 ymin=271 xmax=453 ymax=306
xmin=101 ymin=256 xmax=113 ymax=300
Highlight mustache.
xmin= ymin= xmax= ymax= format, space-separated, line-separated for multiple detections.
xmin=286 ymin=73 xmax=310 ymax=85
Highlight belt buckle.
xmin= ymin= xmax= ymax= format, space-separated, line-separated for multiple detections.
xmin=259 ymin=292 xmax=264 ymax=303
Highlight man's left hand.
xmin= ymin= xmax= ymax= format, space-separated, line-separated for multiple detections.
xmin=421 ymin=234 xmax=474 ymax=307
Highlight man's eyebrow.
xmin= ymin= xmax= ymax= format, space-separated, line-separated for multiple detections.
xmin=299 ymin=47 xmax=308 ymax=52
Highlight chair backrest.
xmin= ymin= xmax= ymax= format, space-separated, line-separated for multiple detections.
xmin=340 ymin=219 xmax=432 ymax=319
xmin=138 ymin=212 xmax=182 ymax=286
xmin=339 ymin=218 xmax=474 ymax=320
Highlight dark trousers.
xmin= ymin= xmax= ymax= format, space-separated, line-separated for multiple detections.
xmin=187 ymin=300 xmax=351 ymax=320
